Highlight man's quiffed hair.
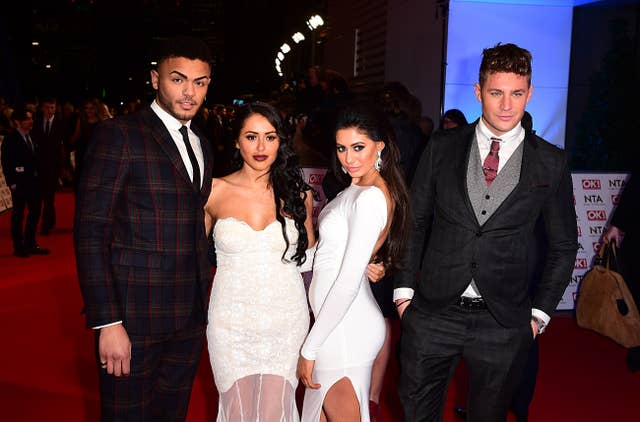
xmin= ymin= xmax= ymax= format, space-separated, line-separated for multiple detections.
xmin=153 ymin=35 xmax=213 ymax=67
xmin=479 ymin=43 xmax=532 ymax=86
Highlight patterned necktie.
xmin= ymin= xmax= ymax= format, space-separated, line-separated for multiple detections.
xmin=482 ymin=137 xmax=501 ymax=186
xmin=179 ymin=125 xmax=201 ymax=189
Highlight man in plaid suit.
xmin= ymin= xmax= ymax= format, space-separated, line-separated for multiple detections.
xmin=74 ymin=36 xmax=214 ymax=421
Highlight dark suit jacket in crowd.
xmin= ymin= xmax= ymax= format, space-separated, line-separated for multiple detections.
xmin=1 ymin=130 xmax=38 ymax=187
xmin=74 ymin=106 xmax=213 ymax=336
xmin=610 ymin=171 xmax=639 ymax=302
xmin=32 ymin=114 xmax=66 ymax=178
xmin=397 ymin=121 xmax=579 ymax=327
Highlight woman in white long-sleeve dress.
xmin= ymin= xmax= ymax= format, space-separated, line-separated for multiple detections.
xmin=297 ymin=106 xmax=411 ymax=421
xmin=204 ymin=102 xmax=316 ymax=421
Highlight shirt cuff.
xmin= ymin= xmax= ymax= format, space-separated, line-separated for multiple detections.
xmin=393 ymin=288 xmax=415 ymax=302
xmin=93 ymin=321 xmax=123 ymax=330
xmin=531 ymin=308 xmax=550 ymax=333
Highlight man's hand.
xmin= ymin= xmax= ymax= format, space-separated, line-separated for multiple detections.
xmin=396 ymin=299 xmax=411 ymax=319
xmin=603 ymin=225 xmax=622 ymax=246
xmin=99 ymin=324 xmax=132 ymax=376
xmin=530 ymin=319 xmax=539 ymax=339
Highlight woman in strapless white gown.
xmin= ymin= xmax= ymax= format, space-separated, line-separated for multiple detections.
xmin=297 ymin=106 xmax=411 ymax=421
xmin=204 ymin=102 xmax=316 ymax=421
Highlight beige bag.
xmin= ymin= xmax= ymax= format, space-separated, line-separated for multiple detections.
xmin=576 ymin=241 xmax=640 ymax=348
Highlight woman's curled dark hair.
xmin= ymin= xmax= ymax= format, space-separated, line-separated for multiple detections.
xmin=231 ymin=102 xmax=312 ymax=265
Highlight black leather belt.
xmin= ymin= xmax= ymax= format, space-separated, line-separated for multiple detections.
xmin=458 ymin=296 xmax=488 ymax=310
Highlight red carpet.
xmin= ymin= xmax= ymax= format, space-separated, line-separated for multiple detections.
xmin=1 ymin=191 xmax=639 ymax=421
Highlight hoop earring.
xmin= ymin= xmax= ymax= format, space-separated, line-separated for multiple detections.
xmin=374 ymin=150 xmax=382 ymax=171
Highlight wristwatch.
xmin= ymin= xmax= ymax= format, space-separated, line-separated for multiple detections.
xmin=531 ymin=315 xmax=547 ymax=334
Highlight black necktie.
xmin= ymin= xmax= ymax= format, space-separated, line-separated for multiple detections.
xmin=45 ymin=119 xmax=51 ymax=136
xmin=25 ymin=134 xmax=34 ymax=152
xmin=178 ymin=126 xmax=201 ymax=189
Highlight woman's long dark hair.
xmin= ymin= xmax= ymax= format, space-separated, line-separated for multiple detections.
xmin=333 ymin=105 xmax=411 ymax=271
xmin=231 ymin=102 xmax=311 ymax=265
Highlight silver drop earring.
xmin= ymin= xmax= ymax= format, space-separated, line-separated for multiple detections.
xmin=374 ymin=150 xmax=382 ymax=171
xmin=341 ymin=166 xmax=348 ymax=174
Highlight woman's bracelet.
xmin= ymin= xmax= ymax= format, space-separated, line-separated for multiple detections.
xmin=395 ymin=299 xmax=411 ymax=308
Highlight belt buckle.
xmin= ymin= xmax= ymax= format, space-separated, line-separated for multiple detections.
xmin=459 ymin=296 xmax=484 ymax=309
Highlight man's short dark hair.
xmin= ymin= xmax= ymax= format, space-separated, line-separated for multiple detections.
xmin=153 ymin=35 xmax=213 ymax=67
xmin=11 ymin=107 xmax=32 ymax=122
xmin=479 ymin=43 xmax=532 ymax=86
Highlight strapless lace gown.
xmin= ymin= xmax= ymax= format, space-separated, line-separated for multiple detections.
xmin=300 ymin=185 xmax=387 ymax=421
xmin=207 ymin=217 xmax=310 ymax=421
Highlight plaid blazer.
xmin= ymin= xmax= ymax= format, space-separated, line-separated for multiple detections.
xmin=74 ymin=107 xmax=213 ymax=336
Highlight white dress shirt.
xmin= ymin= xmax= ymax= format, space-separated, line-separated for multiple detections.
xmin=151 ymin=100 xmax=204 ymax=188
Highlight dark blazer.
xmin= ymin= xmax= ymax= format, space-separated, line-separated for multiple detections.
xmin=397 ymin=121 xmax=578 ymax=327
xmin=74 ymin=106 xmax=213 ymax=336
xmin=32 ymin=114 xmax=66 ymax=176
xmin=1 ymin=130 xmax=38 ymax=187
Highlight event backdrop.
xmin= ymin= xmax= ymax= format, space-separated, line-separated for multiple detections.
xmin=558 ymin=172 xmax=631 ymax=310
xmin=301 ymin=167 xmax=329 ymax=228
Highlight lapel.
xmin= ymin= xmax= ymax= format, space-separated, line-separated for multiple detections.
xmin=455 ymin=123 xmax=481 ymax=227
xmin=141 ymin=107 xmax=194 ymax=189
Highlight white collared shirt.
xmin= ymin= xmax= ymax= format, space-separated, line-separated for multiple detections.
xmin=151 ymin=100 xmax=204 ymax=188
xmin=476 ymin=117 xmax=525 ymax=172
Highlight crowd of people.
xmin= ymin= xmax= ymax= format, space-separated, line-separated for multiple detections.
xmin=4 ymin=35 xmax=614 ymax=422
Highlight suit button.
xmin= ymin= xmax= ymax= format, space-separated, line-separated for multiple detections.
xmin=471 ymin=262 xmax=477 ymax=269
xmin=481 ymin=210 xmax=487 ymax=215
xmin=485 ymin=195 xmax=490 ymax=199
xmin=476 ymin=231 xmax=482 ymax=237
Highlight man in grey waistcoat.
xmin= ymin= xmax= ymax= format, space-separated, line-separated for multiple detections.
xmin=394 ymin=43 xmax=579 ymax=421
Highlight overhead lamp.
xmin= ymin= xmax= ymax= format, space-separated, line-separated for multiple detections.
xmin=292 ymin=32 xmax=305 ymax=43
xmin=280 ymin=43 xmax=291 ymax=54
xmin=150 ymin=61 xmax=157 ymax=66
xmin=306 ymin=15 xmax=324 ymax=30
xmin=45 ymin=64 xmax=52 ymax=69
xmin=32 ymin=41 xmax=40 ymax=46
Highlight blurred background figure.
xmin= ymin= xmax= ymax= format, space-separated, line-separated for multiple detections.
xmin=70 ymin=97 xmax=109 ymax=187
xmin=1 ymin=107 xmax=50 ymax=257
xmin=419 ymin=115 xmax=435 ymax=143
xmin=32 ymin=97 xmax=66 ymax=235
xmin=603 ymin=170 xmax=640 ymax=372
xmin=439 ymin=108 xmax=468 ymax=131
